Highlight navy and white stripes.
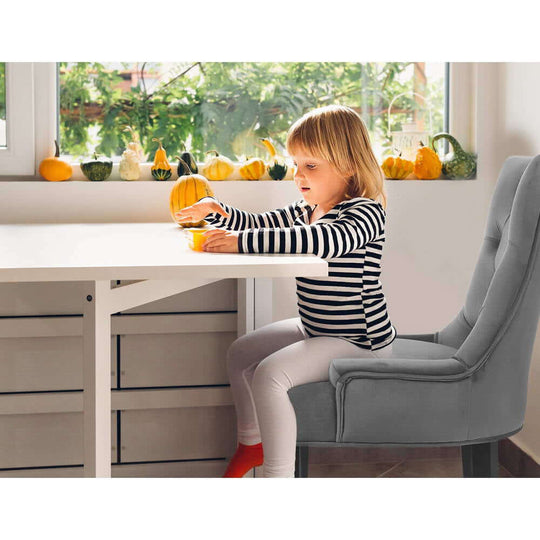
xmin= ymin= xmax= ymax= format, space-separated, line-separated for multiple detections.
xmin=204 ymin=196 xmax=397 ymax=351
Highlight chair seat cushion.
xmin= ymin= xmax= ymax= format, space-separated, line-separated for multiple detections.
xmin=329 ymin=338 xmax=460 ymax=387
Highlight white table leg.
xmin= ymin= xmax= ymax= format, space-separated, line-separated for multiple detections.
xmin=83 ymin=281 xmax=112 ymax=477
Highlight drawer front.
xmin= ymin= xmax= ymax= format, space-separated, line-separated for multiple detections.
xmin=0 ymin=466 xmax=84 ymax=477
xmin=120 ymin=406 xmax=236 ymax=463
xmin=0 ymin=460 xmax=229 ymax=478
xmin=0 ymin=336 xmax=117 ymax=392
xmin=118 ymin=279 xmax=237 ymax=314
xmin=0 ymin=412 xmax=117 ymax=469
xmin=0 ymin=281 xmax=98 ymax=316
xmin=120 ymin=332 xmax=235 ymax=388
xmin=0 ymin=279 xmax=236 ymax=317
xmin=112 ymin=460 xmax=228 ymax=478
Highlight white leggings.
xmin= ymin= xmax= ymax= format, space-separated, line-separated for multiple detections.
xmin=225 ymin=317 xmax=394 ymax=477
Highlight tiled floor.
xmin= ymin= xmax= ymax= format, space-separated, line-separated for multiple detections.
xmin=308 ymin=458 xmax=513 ymax=477
xmin=304 ymin=446 xmax=514 ymax=478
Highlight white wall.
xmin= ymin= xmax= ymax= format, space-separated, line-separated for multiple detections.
xmin=1 ymin=63 xmax=538 ymax=463
xmin=494 ymin=63 xmax=540 ymax=463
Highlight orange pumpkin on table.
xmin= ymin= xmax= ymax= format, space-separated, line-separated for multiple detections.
xmin=170 ymin=159 xmax=215 ymax=228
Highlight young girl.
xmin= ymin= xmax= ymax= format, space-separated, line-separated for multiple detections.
xmin=175 ymin=105 xmax=397 ymax=478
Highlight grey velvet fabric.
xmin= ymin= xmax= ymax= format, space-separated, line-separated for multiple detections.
xmin=288 ymin=155 xmax=540 ymax=445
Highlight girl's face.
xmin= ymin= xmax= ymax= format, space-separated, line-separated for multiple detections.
xmin=291 ymin=148 xmax=349 ymax=212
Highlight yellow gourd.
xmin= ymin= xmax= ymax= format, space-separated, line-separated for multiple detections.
xmin=38 ymin=140 xmax=72 ymax=182
xmin=170 ymin=159 xmax=214 ymax=228
xmin=381 ymin=153 xmax=414 ymax=180
xmin=201 ymin=150 xmax=235 ymax=180
xmin=151 ymin=138 xmax=172 ymax=181
xmin=239 ymin=157 xmax=266 ymax=180
xmin=413 ymin=142 xmax=442 ymax=180
xmin=260 ymin=138 xmax=288 ymax=180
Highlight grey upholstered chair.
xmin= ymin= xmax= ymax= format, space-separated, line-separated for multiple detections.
xmin=289 ymin=155 xmax=540 ymax=478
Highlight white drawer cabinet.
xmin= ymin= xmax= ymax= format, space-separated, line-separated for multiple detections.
xmin=120 ymin=406 xmax=237 ymax=463
xmin=0 ymin=279 xmax=245 ymax=476
xmin=0 ymin=411 xmax=117 ymax=470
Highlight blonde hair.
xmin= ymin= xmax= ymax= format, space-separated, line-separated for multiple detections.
xmin=286 ymin=104 xmax=387 ymax=210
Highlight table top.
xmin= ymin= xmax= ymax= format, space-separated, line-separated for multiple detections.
xmin=0 ymin=222 xmax=328 ymax=282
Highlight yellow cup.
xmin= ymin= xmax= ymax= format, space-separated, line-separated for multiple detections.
xmin=187 ymin=228 xmax=207 ymax=252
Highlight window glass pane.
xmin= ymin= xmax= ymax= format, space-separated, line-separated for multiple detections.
xmin=0 ymin=62 xmax=6 ymax=148
xmin=58 ymin=62 xmax=446 ymax=163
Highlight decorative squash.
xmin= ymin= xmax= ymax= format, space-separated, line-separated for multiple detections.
xmin=381 ymin=153 xmax=414 ymax=180
xmin=413 ymin=142 xmax=442 ymax=180
xmin=176 ymin=150 xmax=198 ymax=176
xmin=170 ymin=159 xmax=214 ymax=228
xmin=260 ymin=138 xmax=288 ymax=180
xmin=151 ymin=138 xmax=172 ymax=181
xmin=431 ymin=132 xmax=477 ymax=179
xmin=123 ymin=126 xmax=145 ymax=161
xmin=239 ymin=156 xmax=266 ymax=180
xmin=119 ymin=127 xmax=143 ymax=181
xmin=81 ymin=152 xmax=113 ymax=181
xmin=39 ymin=140 xmax=72 ymax=182
xmin=201 ymin=150 xmax=234 ymax=180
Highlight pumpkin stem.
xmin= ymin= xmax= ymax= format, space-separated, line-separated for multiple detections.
xmin=54 ymin=140 xmax=60 ymax=158
xmin=152 ymin=137 xmax=164 ymax=150
xmin=93 ymin=152 xmax=98 ymax=160
xmin=175 ymin=156 xmax=193 ymax=175
xmin=205 ymin=150 xmax=219 ymax=157
xmin=123 ymin=125 xmax=140 ymax=143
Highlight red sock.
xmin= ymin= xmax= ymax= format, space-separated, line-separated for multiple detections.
xmin=222 ymin=442 xmax=264 ymax=478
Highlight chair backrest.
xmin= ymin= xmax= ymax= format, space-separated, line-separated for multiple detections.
xmin=438 ymin=155 xmax=540 ymax=371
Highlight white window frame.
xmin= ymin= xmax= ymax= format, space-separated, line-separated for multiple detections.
xmin=0 ymin=63 xmax=35 ymax=175
xmin=0 ymin=62 xmax=470 ymax=179
xmin=448 ymin=62 xmax=476 ymax=154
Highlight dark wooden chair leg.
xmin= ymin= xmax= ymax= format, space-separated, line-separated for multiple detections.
xmin=295 ymin=446 xmax=309 ymax=478
xmin=461 ymin=441 xmax=499 ymax=477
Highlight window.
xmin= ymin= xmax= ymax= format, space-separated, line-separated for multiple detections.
xmin=57 ymin=62 xmax=448 ymax=165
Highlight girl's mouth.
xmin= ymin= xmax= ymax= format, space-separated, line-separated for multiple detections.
xmin=301 ymin=187 xmax=310 ymax=192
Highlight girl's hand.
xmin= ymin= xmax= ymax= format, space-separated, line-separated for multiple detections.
xmin=202 ymin=229 xmax=240 ymax=253
xmin=175 ymin=199 xmax=229 ymax=225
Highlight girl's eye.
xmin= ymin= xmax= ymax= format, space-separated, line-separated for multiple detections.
xmin=306 ymin=164 xmax=316 ymax=169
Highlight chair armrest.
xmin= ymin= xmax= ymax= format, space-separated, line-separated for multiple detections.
xmin=329 ymin=356 xmax=467 ymax=387
xmin=395 ymin=332 xmax=438 ymax=343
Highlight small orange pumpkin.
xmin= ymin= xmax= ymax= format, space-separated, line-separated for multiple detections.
xmin=39 ymin=140 xmax=72 ymax=182
xmin=239 ymin=156 xmax=266 ymax=180
xmin=381 ymin=153 xmax=414 ymax=180
xmin=413 ymin=142 xmax=442 ymax=180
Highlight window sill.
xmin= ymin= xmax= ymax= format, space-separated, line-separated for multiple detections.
xmin=20 ymin=162 xmax=295 ymax=183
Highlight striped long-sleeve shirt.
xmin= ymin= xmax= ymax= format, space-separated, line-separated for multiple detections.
xmin=204 ymin=196 xmax=397 ymax=351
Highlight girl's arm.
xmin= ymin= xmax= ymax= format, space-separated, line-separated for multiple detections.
xmin=199 ymin=196 xmax=306 ymax=231
xmin=237 ymin=200 xmax=385 ymax=258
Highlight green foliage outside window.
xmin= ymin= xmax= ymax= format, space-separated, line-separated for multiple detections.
xmin=58 ymin=62 xmax=445 ymax=162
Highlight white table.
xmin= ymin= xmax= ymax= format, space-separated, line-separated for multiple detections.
xmin=0 ymin=222 xmax=328 ymax=477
